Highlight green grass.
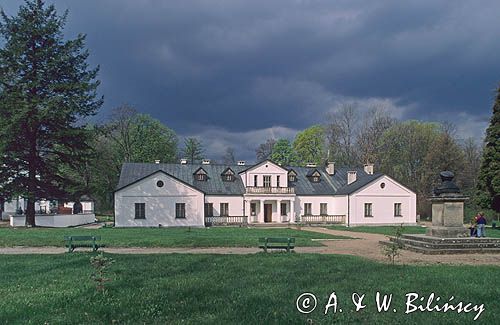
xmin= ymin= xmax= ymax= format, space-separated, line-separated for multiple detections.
xmin=0 ymin=254 xmax=498 ymax=324
xmin=328 ymin=225 xmax=428 ymax=236
xmin=0 ymin=227 xmax=349 ymax=248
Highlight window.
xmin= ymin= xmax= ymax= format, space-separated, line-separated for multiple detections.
xmin=280 ymin=202 xmax=287 ymax=216
xmin=312 ymin=176 xmax=320 ymax=182
xmin=304 ymin=203 xmax=312 ymax=215
xmin=289 ymin=174 xmax=296 ymax=182
xmin=250 ymin=203 xmax=257 ymax=216
xmin=220 ymin=203 xmax=229 ymax=216
xmin=394 ymin=203 xmax=402 ymax=217
xmin=176 ymin=203 xmax=186 ymax=219
xmin=194 ymin=168 xmax=208 ymax=181
xmin=263 ymin=175 xmax=271 ymax=187
xmin=380 ymin=182 xmax=386 ymax=189
xmin=135 ymin=203 xmax=145 ymax=219
xmin=277 ymin=175 xmax=280 ymax=188
xmin=156 ymin=180 xmax=164 ymax=187
xmin=204 ymin=203 xmax=213 ymax=217
xmin=254 ymin=175 xmax=258 ymax=187
xmin=222 ymin=168 xmax=235 ymax=182
xmin=320 ymin=203 xmax=328 ymax=215
xmin=364 ymin=203 xmax=373 ymax=217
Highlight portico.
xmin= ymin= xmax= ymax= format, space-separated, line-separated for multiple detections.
xmin=244 ymin=196 xmax=296 ymax=223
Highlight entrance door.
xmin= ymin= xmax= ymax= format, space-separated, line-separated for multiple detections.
xmin=264 ymin=204 xmax=272 ymax=223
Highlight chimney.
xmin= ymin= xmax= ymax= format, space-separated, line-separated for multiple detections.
xmin=154 ymin=160 xmax=160 ymax=164
xmin=180 ymin=158 xmax=188 ymax=165
xmin=326 ymin=162 xmax=335 ymax=175
xmin=306 ymin=163 xmax=317 ymax=168
xmin=347 ymin=171 xmax=357 ymax=185
xmin=202 ymin=159 xmax=211 ymax=165
xmin=237 ymin=161 xmax=246 ymax=166
xmin=364 ymin=163 xmax=374 ymax=175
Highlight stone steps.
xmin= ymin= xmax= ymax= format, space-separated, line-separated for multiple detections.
xmin=380 ymin=234 xmax=500 ymax=254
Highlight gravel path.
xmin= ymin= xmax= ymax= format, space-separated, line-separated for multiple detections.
xmin=1 ymin=227 xmax=499 ymax=266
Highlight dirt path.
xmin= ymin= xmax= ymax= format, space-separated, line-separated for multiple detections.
xmin=302 ymin=227 xmax=500 ymax=266
xmin=1 ymin=227 xmax=499 ymax=266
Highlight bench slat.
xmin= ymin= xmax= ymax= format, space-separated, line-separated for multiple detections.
xmin=64 ymin=236 xmax=101 ymax=241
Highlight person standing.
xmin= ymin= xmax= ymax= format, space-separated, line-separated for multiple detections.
xmin=476 ymin=212 xmax=487 ymax=238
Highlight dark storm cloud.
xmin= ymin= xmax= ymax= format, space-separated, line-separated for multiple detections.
xmin=2 ymin=0 xmax=498 ymax=160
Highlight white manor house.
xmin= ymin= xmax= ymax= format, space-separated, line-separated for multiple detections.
xmin=114 ymin=159 xmax=417 ymax=227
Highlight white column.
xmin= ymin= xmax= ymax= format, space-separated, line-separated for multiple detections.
xmin=244 ymin=200 xmax=250 ymax=223
xmin=290 ymin=199 xmax=295 ymax=223
xmin=259 ymin=200 xmax=264 ymax=223
xmin=277 ymin=200 xmax=282 ymax=223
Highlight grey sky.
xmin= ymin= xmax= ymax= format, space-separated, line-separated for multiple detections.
xmin=2 ymin=0 xmax=498 ymax=161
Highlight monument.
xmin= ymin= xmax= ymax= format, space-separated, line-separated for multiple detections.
xmin=381 ymin=171 xmax=500 ymax=254
xmin=426 ymin=171 xmax=469 ymax=238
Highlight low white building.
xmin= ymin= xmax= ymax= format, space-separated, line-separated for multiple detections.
xmin=114 ymin=160 xmax=417 ymax=227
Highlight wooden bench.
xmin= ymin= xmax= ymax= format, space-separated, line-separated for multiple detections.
xmin=64 ymin=236 xmax=102 ymax=253
xmin=258 ymin=237 xmax=295 ymax=253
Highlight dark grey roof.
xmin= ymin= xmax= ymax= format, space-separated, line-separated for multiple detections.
xmin=117 ymin=162 xmax=385 ymax=196
xmin=117 ymin=163 xmax=247 ymax=195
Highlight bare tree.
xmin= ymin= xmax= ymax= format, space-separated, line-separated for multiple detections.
xmin=325 ymin=104 xmax=359 ymax=166
xmin=357 ymin=106 xmax=396 ymax=165
xmin=255 ymin=139 xmax=276 ymax=161
xmin=105 ymin=105 xmax=143 ymax=162
xmin=461 ymin=137 xmax=482 ymax=192
xmin=222 ymin=147 xmax=236 ymax=165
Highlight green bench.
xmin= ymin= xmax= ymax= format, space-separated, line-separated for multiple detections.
xmin=258 ymin=237 xmax=295 ymax=253
xmin=64 ymin=236 xmax=102 ymax=253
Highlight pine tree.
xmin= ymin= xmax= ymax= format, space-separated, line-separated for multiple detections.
xmin=0 ymin=1 xmax=103 ymax=226
xmin=475 ymin=85 xmax=500 ymax=214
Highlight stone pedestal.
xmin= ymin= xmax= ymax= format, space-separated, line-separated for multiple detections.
xmin=427 ymin=196 xmax=468 ymax=238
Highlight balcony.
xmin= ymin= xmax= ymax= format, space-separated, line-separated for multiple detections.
xmin=246 ymin=186 xmax=295 ymax=194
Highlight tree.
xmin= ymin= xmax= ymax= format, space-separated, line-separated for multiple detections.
xmin=271 ymin=138 xmax=297 ymax=166
xmin=255 ymin=138 xmax=276 ymax=161
xmin=356 ymin=107 xmax=396 ymax=165
xmin=183 ymin=138 xmax=204 ymax=163
xmin=0 ymin=1 xmax=103 ymax=226
xmin=222 ymin=147 xmax=236 ymax=165
xmin=325 ymin=104 xmax=359 ymax=166
xmin=104 ymin=105 xmax=178 ymax=164
xmin=475 ymin=85 xmax=500 ymax=214
xmin=293 ymin=125 xmax=326 ymax=166
xmin=378 ymin=121 xmax=441 ymax=216
xmin=461 ymin=137 xmax=482 ymax=193
xmin=422 ymin=127 xmax=466 ymax=194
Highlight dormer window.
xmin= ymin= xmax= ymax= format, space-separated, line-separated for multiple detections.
xmin=307 ymin=170 xmax=321 ymax=183
xmin=194 ymin=168 xmax=208 ymax=181
xmin=221 ymin=168 xmax=235 ymax=182
xmin=288 ymin=170 xmax=297 ymax=182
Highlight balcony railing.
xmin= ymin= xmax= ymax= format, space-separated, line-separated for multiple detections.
xmin=204 ymin=215 xmax=248 ymax=226
xmin=301 ymin=214 xmax=345 ymax=224
xmin=246 ymin=186 xmax=295 ymax=194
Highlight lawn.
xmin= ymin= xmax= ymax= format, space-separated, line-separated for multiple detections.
xmin=0 ymin=253 xmax=498 ymax=324
xmin=328 ymin=225 xmax=428 ymax=236
xmin=328 ymin=225 xmax=500 ymax=238
xmin=0 ymin=227 xmax=349 ymax=248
